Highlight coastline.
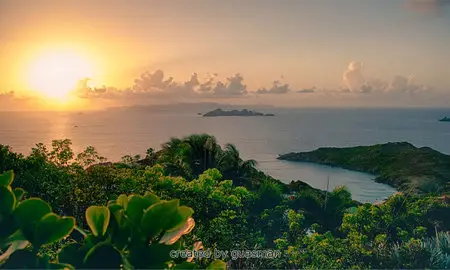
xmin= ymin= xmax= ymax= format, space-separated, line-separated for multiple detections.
xmin=277 ymin=142 xmax=450 ymax=195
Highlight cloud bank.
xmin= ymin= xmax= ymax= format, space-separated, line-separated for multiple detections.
xmin=1 ymin=61 xmax=445 ymax=110
xmin=75 ymin=70 xmax=249 ymax=100
xmin=256 ymin=80 xmax=290 ymax=94
xmin=342 ymin=61 xmax=431 ymax=94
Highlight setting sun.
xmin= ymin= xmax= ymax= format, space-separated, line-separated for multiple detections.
xmin=26 ymin=48 xmax=94 ymax=100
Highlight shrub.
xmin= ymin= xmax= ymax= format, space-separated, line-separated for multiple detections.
xmin=0 ymin=170 xmax=226 ymax=269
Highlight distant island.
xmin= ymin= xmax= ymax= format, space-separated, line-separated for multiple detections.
xmin=202 ymin=108 xmax=275 ymax=117
xmin=439 ymin=117 xmax=450 ymax=122
xmin=278 ymin=142 xmax=450 ymax=194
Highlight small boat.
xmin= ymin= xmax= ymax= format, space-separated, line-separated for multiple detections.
xmin=439 ymin=117 xmax=450 ymax=122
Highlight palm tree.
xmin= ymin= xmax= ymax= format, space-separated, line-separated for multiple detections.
xmin=158 ymin=137 xmax=192 ymax=179
xmin=183 ymin=134 xmax=222 ymax=178
xmin=158 ymin=135 xmax=258 ymax=184
xmin=218 ymin=143 xmax=258 ymax=186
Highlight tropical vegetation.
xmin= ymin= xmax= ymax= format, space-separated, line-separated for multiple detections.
xmin=1 ymin=134 xmax=450 ymax=269
xmin=278 ymin=142 xmax=450 ymax=194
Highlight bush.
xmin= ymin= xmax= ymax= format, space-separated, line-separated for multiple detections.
xmin=0 ymin=170 xmax=226 ymax=269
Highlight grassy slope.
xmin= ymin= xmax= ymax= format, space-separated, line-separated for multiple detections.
xmin=278 ymin=142 xmax=450 ymax=194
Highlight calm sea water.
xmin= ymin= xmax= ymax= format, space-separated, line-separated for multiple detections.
xmin=1 ymin=107 xmax=450 ymax=203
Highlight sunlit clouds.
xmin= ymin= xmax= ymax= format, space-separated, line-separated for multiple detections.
xmin=0 ymin=0 xmax=449 ymax=109
xmin=342 ymin=61 xmax=432 ymax=94
xmin=343 ymin=62 xmax=366 ymax=93
xmin=256 ymin=80 xmax=290 ymax=95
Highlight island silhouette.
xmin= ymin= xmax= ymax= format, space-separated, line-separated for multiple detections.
xmin=201 ymin=108 xmax=275 ymax=117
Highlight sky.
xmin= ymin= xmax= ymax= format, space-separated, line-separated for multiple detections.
xmin=1 ymin=0 xmax=450 ymax=110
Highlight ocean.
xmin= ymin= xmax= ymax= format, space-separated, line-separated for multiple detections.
xmin=1 ymin=107 xmax=449 ymax=203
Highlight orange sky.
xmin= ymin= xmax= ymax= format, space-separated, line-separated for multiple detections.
xmin=1 ymin=0 xmax=449 ymax=110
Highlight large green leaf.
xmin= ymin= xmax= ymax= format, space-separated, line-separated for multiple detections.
xmin=206 ymin=260 xmax=227 ymax=270
xmin=131 ymin=241 xmax=182 ymax=268
xmin=0 ymin=186 xmax=15 ymax=217
xmin=34 ymin=213 xmax=75 ymax=247
xmin=14 ymin=198 xmax=52 ymax=241
xmin=117 ymin=194 xmax=128 ymax=209
xmin=167 ymin=206 xmax=194 ymax=231
xmin=110 ymin=212 xmax=131 ymax=249
xmin=13 ymin=188 xmax=26 ymax=202
xmin=83 ymin=242 xmax=122 ymax=269
xmin=140 ymin=199 xmax=179 ymax=239
xmin=126 ymin=195 xmax=157 ymax=226
xmin=86 ymin=206 xmax=110 ymax=237
xmin=143 ymin=192 xmax=161 ymax=205
xmin=0 ymin=218 xmax=18 ymax=240
xmin=0 ymin=170 xmax=14 ymax=187
xmin=58 ymin=242 xmax=85 ymax=268
xmin=108 ymin=203 xmax=122 ymax=216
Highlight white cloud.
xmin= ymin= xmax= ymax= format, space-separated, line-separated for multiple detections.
xmin=256 ymin=80 xmax=290 ymax=94
xmin=133 ymin=70 xmax=174 ymax=92
xmin=342 ymin=61 xmax=433 ymax=94
xmin=343 ymin=61 xmax=366 ymax=92
xmin=211 ymin=73 xmax=247 ymax=97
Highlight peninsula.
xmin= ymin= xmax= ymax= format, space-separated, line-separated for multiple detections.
xmin=202 ymin=108 xmax=275 ymax=117
xmin=278 ymin=142 xmax=450 ymax=194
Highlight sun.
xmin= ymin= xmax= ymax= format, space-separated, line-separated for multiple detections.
xmin=26 ymin=48 xmax=94 ymax=100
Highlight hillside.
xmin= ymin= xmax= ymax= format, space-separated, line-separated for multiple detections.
xmin=278 ymin=142 xmax=450 ymax=194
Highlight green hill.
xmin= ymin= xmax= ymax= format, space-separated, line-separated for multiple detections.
xmin=278 ymin=142 xmax=450 ymax=194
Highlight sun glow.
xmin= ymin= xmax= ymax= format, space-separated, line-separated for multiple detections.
xmin=26 ymin=48 xmax=95 ymax=100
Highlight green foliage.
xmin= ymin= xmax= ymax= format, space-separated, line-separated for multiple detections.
xmin=158 ymin=134 xmax=260 ymax=188
xmin=0 ymin=170 xmax=224 ymax=269
xmin=278 ymin=142 xmax=450 ymax=193
xmin=341 ymin=193 xmax=450 ymax=243
xmin=0 ymin=171 xmax=75 ymax=268
xmin=0 ymin=170 xmax=14 ymax=186
xmin=85 ymin=206 xmax=110 ymax=237
xmin=255 ymin=179 xmax=283 ymax=211
xmin=2 ymin=135 xmax=450 ymax=269
xmin=75 ymin=146 xmax=107 ymax=168
xmin=206 ymin=259 xmax=227 ymax=270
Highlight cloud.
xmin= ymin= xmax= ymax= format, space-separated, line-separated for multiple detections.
xmin=184 ymin=73 xmax=200 ymax=90
xmin=342 ymin=61 xmax=432 ymax=94
xmin=0 ymin=91 xmax=15 ymax=100
xmin=69 ymin=64 xmax=439 ymax=110
xmin=388 ymin=75 xmax=429 ymax=93
xmin=74 ymin=71 xmax=249 ymax=101
xmin=74 ymin=79 xmax=106 ymax=98
xmin=133 ymin=70 xmax=175 ymax=92
xmin=0 ymin=91 xmax=46 ymax=111
xmin=343 ymin=61 xmax=366 ymax=92
xmin=211 ymin=73 xmax=247 ymax=97
xmin=256 ymin=80 xmax=290 ymax=94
